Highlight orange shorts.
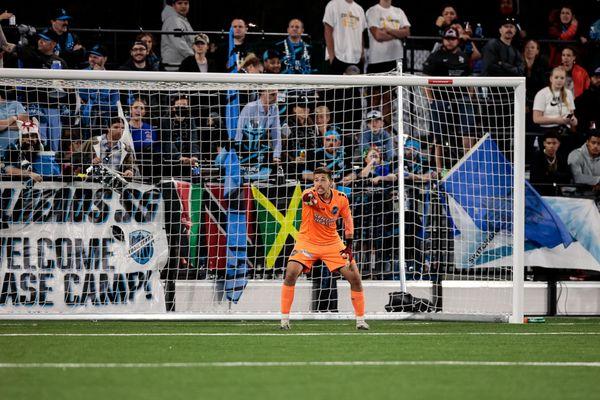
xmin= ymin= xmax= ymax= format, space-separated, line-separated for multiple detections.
xmin=288 ymin=240 xmax=348 ymax=273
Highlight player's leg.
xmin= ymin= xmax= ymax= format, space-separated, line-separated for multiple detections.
xmin=338 ymin=261 xmax=369 ymax=330
xmin=280 ymin=260 xmax=305 ymax=330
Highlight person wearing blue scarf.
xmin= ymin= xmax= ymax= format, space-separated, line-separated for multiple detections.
xmin=275 ymin=19 xmax=313 ymax=74
xmin=303 ymin=128 xmax=353 ymax=184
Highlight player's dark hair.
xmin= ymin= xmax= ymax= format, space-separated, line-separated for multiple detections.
xmin=543 ymin=131 xmax=561 ymax=142
xmin=313 ymin=167 xmax=332 ymax=179
xmin=587 ymin=130 xmax=600 ymax=141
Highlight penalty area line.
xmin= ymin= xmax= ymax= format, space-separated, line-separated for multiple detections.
xmin=0 ymin=361 xmax=599 ymax=369
xmin=1 ymin=332 xmax=600 ymax=337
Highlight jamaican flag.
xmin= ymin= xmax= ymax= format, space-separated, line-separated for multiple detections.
xmin=251 ymin=183 xmax=303 ymax=269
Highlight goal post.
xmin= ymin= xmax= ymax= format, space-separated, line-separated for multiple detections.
xmin=0 ymin=68 xmax=526 ymax=322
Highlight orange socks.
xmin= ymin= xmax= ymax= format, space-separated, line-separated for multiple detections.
xmin=281 ymin=284 xmax=295 ymax=315
xmin=351 ymin=290 xmax=365 ymax=317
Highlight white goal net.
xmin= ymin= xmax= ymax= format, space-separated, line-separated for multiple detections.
xmin=0 ymin=70 xmax=525 ymax=322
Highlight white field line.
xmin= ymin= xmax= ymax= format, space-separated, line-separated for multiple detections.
xmin=0 ymin=360 xmax=599 ymax=369
xmin=1 ymin=332 xmax=600 ymax=337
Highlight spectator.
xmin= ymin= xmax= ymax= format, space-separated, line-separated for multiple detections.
xmin=524 ymin=39 xmax=550 ymax=118
xmin=8 ymin=29 xmax=69 ymax=152
xmin=282 ymin=100 xmax=316 ymax=177
xmin=434 ymin=5 xmax=458 ymax=37
xmin=136 ymin=32 xmax=161 ymax=71
xmin=160 ymin=95 xmax=201 ymax=176
xmin=0 ymin=11 xmax=15 ymax=68
xmin=262 ymin=49 xmax=282 ymax=74
xmin=481 ymin=16 xmax=524 ymax=77
xmin=58 ymin=126 xmax=84 ymax=176
xmin=79 ymin=45 xmax=120 ymax=134
xmin=235 ymin=90 xmax=282 ymax=172
xmin=365 ymin=0 xmax=410 ymax=74
xmin=216 ymin=18 xmax=252 ymax=72
xmin=303 ymin=128 xmax=353 ymax=184
xmin=276 ymin=19 xmax=313 ymax=74
xmin=423 ymin=28 xmax=473 ymax=170
xmin=323 ymin=0 xmax=367 ymax=74
xmin=178 ymin=34 xmax=216 ymax=72
xmin=48 ymin=8 xmax=85 ymax=69
xmin=530 ymin=131 xmax=572 ymax=196
xmin=14 ymin=29 xmax=67 ymax=69
xmin=358 ymin=110 xmax=395 ymax=162
xmin=0 ymin=87 xmax=28 ymax=151
xmin=533 ymin=66 xmax=578 ymax=153
xmin=548 ymin=5 xmax=584 ymax=67
xmin=314 ymin=105 xmax=334 ymax=139
xmin=567 ymin=130 xmax=600 ymax=188
xmin=575 ymin=66 xmax=600 ymax=132
xmin=120 ymin=41 xmax=161 ymax=71
xmin=79 ymin=117 xmax=138 ymax=177
xmin=129 ymin=98 xmax=159 ymax=177
xmin=239 ymin=53 xmax=263 ymax=74
xmin=561 ymin=46 xmax=590 ymax=98
xmin=348 ymin=145 xmax=398 ymax=279
xmin=160 ymin=0 xmax=194 ymax=71
xmin=346 ymin=145 xmax=397 ymax=185
xmin=0 ymin=119 xmax=44 ymax=183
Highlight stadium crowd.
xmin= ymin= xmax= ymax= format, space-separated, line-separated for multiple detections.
xmin=0 ymin=0 xmax=599 ymax=280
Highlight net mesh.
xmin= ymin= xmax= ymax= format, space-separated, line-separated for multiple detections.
xmin=0 ymin=72 xmax=519 ymax=318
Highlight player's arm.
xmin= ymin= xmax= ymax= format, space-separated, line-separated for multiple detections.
xmin=340 ymin=196 xmax=355 ymax=261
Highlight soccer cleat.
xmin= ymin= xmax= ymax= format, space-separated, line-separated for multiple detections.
xmin=280 ymin=320 xmax=291 ymax=330
xmin=356 ymin=320 xmax=370 ymax=330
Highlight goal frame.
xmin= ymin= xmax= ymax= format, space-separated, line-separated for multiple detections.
xmin=0 ymin=69 xmax=526 ymax=323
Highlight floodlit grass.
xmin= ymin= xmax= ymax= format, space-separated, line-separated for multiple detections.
xmin=0 ymin=318 xmax=599 ymax=400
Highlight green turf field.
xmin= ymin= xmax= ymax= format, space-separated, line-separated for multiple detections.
xmin=1 ymin=318 xmax=599 ymax=400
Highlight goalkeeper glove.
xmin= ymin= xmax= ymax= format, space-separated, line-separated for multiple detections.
xmin=340 ymin=238 xmax=353 ymax=263
xmin=302 ymin=191 xmax=318 ymax=207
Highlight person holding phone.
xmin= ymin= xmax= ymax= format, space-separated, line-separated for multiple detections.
xmin=533 ymin=66 xmax=579 ymax=155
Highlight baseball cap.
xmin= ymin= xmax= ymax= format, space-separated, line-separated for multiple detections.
xmin=262 ymin=49 xmax=281 ymax=61
xmin=88 ymin=44 xmax=107 ymax=57
xmin=53 ymin=8 xmax=72 ymax=21
xmin=366 ymin=110 xmax=383 ymax=120
xmin=500 ymin=16 xmax=518 ymax=28
xmin=194 ymin=33 xmax=210 ymax=45
xmin=443 ymin=28 xmax=459 ymax=39
xmin=324 ymin=128 xmax=341 ymax=140
xmin=38 ymin=29 xmax=60 ymax=43
xmin=592 ymin=66 xmax=600 ymax=76
xmin=131 ymin=41 xmax=147 ymax=50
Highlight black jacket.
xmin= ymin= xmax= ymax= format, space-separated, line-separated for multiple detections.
xmin=178 ymin=55 xmax=217 ymax=72
xmin=530 ymin=150 xmax=572 ymax=196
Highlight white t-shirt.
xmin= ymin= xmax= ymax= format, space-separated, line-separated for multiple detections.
xmin=366 ymin=3 xmax=411 ymax=64
xmin=323 ymin=0 xmax=367 ymax=64
xmin=533 ymin=87 xmax=575 ymax=128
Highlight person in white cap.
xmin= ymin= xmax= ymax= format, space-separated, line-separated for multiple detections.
xmin=359 ymin=110 xmax=395 ymax=162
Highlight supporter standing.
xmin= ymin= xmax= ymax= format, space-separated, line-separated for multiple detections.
xmin=365 ymin=0 xmax=410 ymax=74
xmin=161 ymin=0 xmax=194 ymax=71
xmin=481 ymin=16 xmax=524 ymax=77
xmin=276 ymin=19 xmax=313 ymax=74
xmin=0 ymin=87 xmax=28 ymax=151
xmin=548 ymin=5 xmax=584 ymax=67
xmin=216 ymin=19 xmax=251 ymax=72
xmin=323 ymin=0 xmax=367 ymax=74
xmin=48 ymin=8 xmax=85 ymax=69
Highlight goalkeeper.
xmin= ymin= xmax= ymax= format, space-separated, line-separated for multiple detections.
xmin=280 ymin=167 xmax=368 ymax=330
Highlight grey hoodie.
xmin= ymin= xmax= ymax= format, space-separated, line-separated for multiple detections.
xmin=160 ymin=5 xmax=194 ymax=69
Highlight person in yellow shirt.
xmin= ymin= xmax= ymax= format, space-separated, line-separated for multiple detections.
xmin=280 ymin=167 xmax=368 ymax=330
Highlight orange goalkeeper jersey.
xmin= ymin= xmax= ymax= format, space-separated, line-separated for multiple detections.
xmin=297 ymin=188 xmax=354 ymax=245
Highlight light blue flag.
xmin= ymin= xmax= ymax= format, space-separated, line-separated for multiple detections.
xmin=440 ymin=134 xmax=573 ymax=268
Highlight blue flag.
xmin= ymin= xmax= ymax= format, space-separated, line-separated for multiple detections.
xmin=440 ymin=135 xmax=573 ymax=254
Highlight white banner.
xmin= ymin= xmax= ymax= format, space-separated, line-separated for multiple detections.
xmin=0 ymin=181 xmax=168 ymax=313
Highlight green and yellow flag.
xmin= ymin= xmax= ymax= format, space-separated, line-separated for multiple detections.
xmin=251 ymin=184 xmax=303 ymax=269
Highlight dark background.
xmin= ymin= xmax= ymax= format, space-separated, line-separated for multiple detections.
xmin=1 ymin=0 xmax=599 ymax=65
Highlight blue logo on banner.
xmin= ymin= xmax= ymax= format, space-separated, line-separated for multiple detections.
xmin=129 ymin=230 xmax=154 ymax=265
